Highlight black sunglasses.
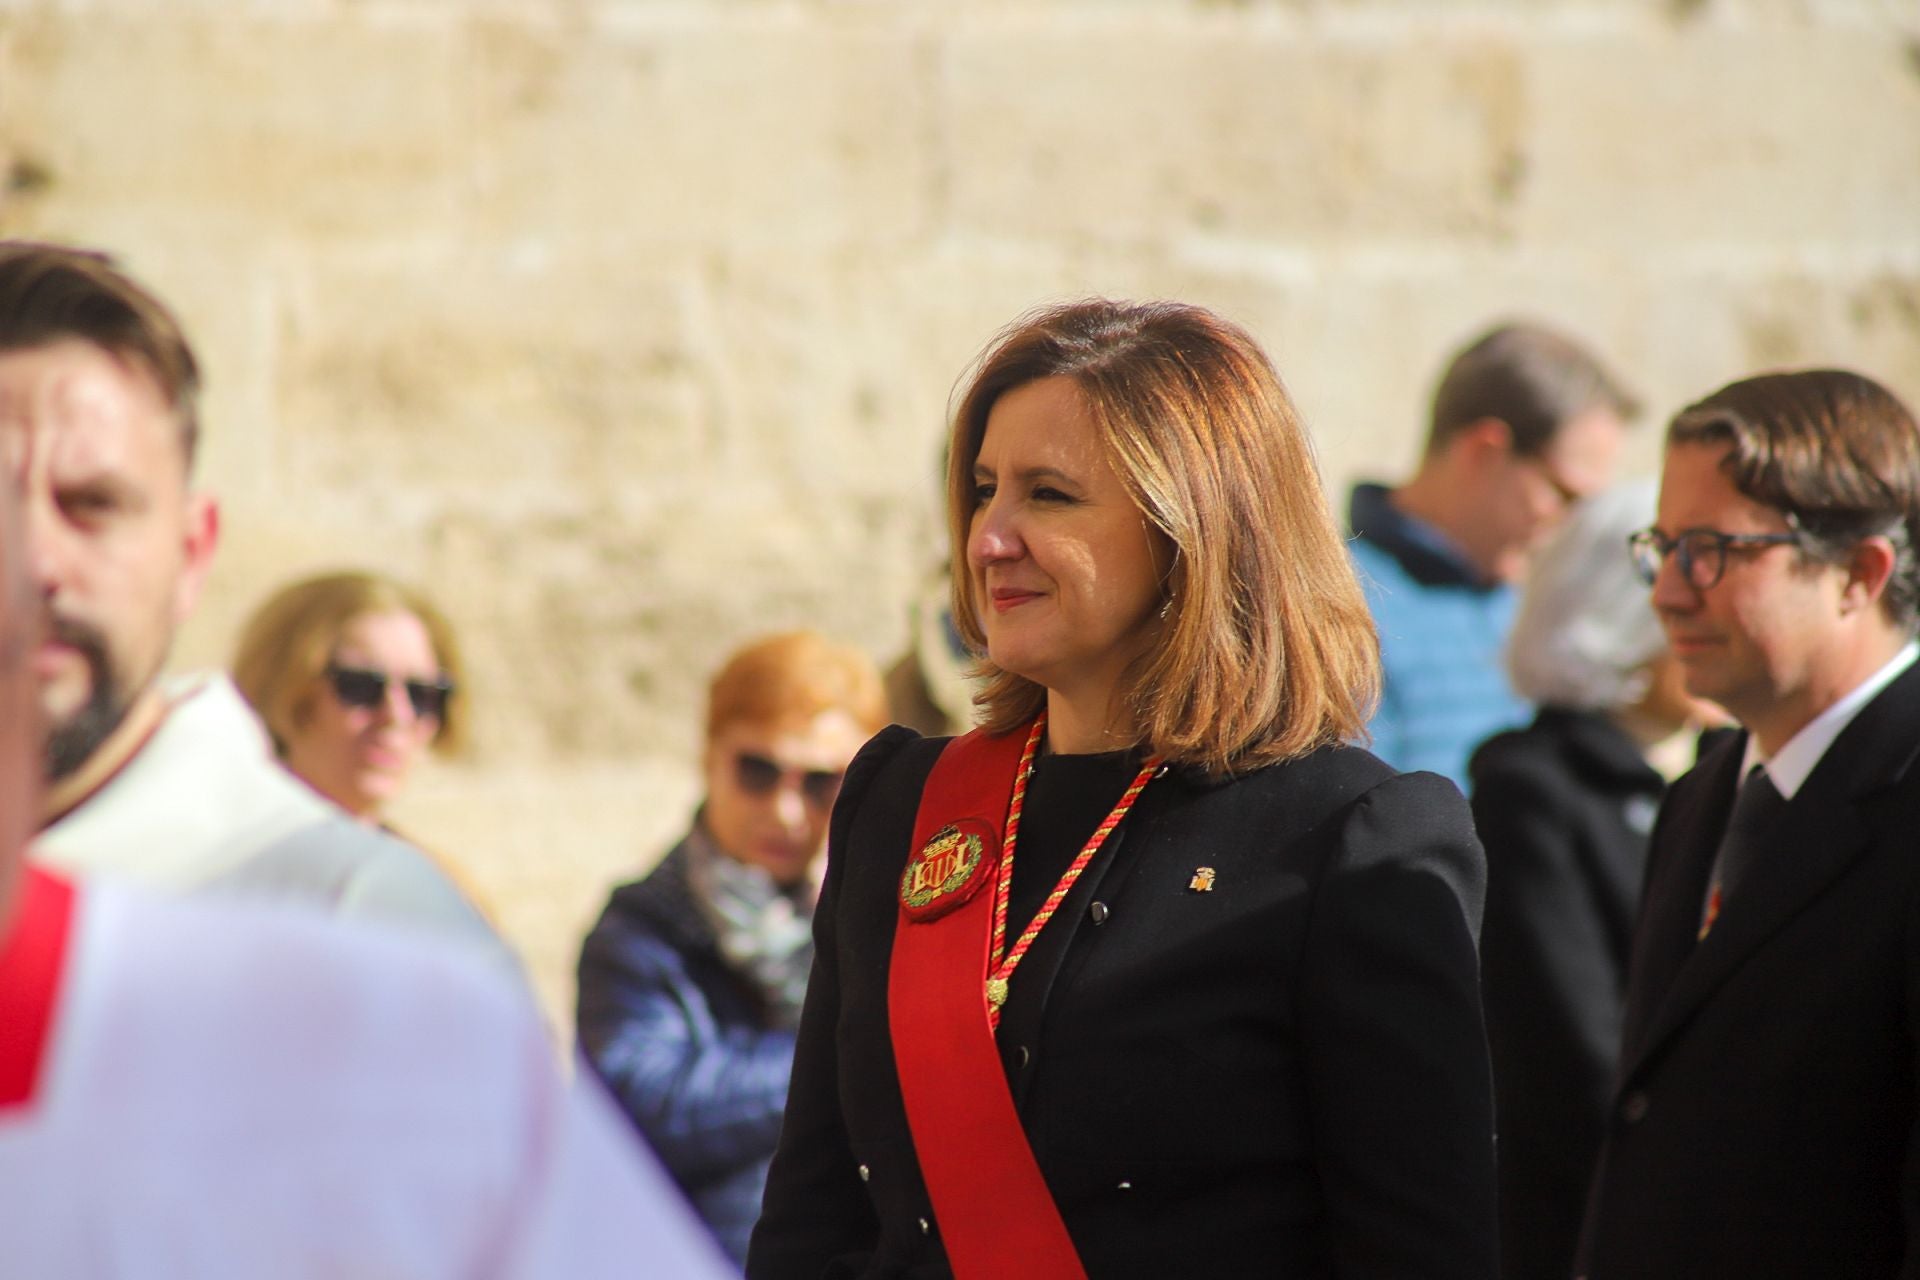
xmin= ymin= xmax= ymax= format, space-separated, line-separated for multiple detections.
xmin=325 ymin=664 xmax=456 ymax=721
xmin=734 ymin=752 xmax=844 ymax=809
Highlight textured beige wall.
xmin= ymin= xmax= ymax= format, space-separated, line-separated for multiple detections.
xmin=2 ymin=0 xmax=1917 ymax=1025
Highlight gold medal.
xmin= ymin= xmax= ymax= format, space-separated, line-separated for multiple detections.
xmin=898 ymin=822 xmax=995 ymax=923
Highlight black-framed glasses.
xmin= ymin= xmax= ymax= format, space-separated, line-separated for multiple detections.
xmin=734 ymin=752 xmax=844 ymax=810
xmin=1627 ymin=526 xmax=1802 ymax=590
xmin=325 ymin=664 xmax=456 ymax=721
xmin=1521 ymin=453 xmax=1585 ymax=507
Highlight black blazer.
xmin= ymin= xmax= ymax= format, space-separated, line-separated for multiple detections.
xmin=748 ymin=726 xmax=1497 ymax=1280
xmin=1577 ymin=661 xmax=1920 ymax=1279
xmin=1469 ymin=709 xmax=1664 ymax=1280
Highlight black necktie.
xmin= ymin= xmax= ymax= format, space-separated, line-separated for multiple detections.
xmin=1698 ymin=764 xmax=1787 ymax=939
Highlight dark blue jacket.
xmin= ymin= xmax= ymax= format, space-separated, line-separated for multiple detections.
xmin=577 ymin=839 xmax=798 ymax=1265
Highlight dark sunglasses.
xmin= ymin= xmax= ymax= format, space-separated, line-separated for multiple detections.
xmin=325 ymin=664 xmax=456 ymax=721
xmin=734 ymin=752 xmax=844 ymax=809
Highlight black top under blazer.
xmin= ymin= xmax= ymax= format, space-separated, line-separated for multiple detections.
xmin=747 ymin=726 xmax=1498 ymax=1280
xmin=1577 ymin=660 xmax=1920 ymax=1279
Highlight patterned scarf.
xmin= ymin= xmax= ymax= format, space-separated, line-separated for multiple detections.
xmin=684 ymin=821 xmax=818 ymax=1029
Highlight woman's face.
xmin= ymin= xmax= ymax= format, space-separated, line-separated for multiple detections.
xmin=702 ymin=710 xmax=870 ymax=887
xmin=283 ymin=608 xmax=446 ymax=820
xmin=965 ymin=375 xmax=1167 ymax=713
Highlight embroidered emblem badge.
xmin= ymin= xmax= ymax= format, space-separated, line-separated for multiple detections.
xmin=1188 ymin=866 xmax=1217 ymax=892
xmin=900 ymin=820 xmax=997 ymax=922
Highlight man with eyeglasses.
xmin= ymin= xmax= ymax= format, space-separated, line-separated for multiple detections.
xmin=1576 ymin=369 xmax=1920 ymax=1280
xmin=0 ymin=241 xmax=504 ymax=963
xmin=1348 ymin=321 xmax=1637 ymax=787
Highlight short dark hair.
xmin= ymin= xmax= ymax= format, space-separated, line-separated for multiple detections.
xmin=1428 ymin=321 xmax=1638 ymax=457
xmin=1669 ymin=369 xmax=1920 ymax=631
xmin=0 ymin=241 xmax=201 ymax=465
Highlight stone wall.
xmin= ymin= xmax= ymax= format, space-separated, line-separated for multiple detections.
xmin=3 ymin=0 xmax=1916 ymax=1025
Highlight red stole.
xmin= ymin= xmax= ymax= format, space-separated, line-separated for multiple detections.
xmin=0 ymin=864 xmax=77 ymax=1111
xmin=887 ymin=727 xmax=1086 ymax=1280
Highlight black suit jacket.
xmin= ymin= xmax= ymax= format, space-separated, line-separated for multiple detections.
xmin=1470 ymin=709 xmax=1664 ymax=1280
xmin=1578 ymin=660 xmax=1920 ymax=1279
xmin=748 ymin=726 xmax=1497 ymax=1280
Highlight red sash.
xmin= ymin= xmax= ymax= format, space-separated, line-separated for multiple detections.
xmin=0 ymin=864 xmax=77 ymax=1111
xmin=887 ymin=728 xmax=1087 ymax=1280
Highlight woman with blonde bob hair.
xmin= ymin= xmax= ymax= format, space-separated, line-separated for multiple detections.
xmin=233 ymin=571 xmax=466 ymax=824
xmin=751 ymin=300 xmax=1496 ymax=1280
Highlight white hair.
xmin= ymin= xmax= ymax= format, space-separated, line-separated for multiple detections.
xmin=1506 ymin=479 xmax=1666 ymax=710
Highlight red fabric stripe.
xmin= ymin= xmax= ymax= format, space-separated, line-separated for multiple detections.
xmin=889 ymin=726 xmax=1088 ymax=1280
xmin=0 ymin=864 xmax=77 ymax=1111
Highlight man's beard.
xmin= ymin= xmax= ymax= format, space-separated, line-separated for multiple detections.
xmin=43 ymin=612 xmax=133 ymax=784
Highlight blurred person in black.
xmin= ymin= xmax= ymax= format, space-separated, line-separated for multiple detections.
xmin=1469 ymin=479 xmax=1724 ymax=1279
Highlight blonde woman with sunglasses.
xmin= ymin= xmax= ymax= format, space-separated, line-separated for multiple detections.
xmin=231 ymin=570 xmax=502 ymax=931
xmin=233 ymin=571 xmax=467 ymax=827
xmin=576 ymin=630 xmax=888 ymax=1266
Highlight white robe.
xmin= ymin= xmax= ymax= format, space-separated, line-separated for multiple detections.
xmin=34 ymin=674 xmax=508 ymax=966
xmin=0 ymin=871 xmax=735 ymax=1279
